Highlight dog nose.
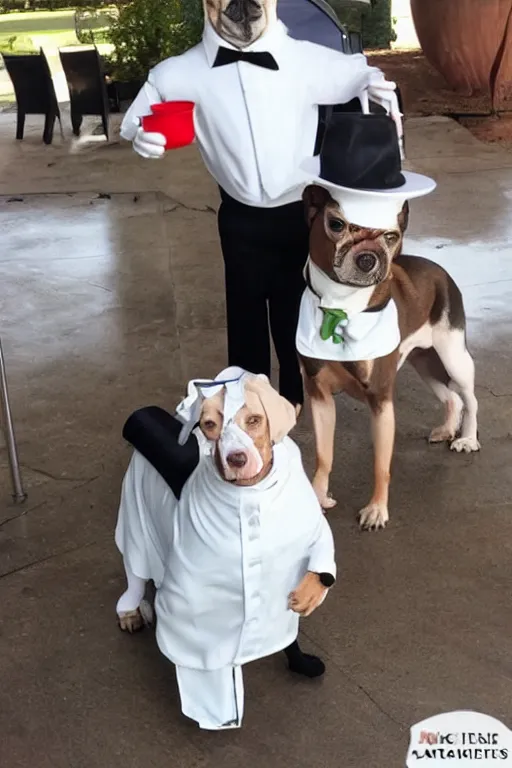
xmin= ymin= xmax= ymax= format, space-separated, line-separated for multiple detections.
xmin=226 ymin=451 xmax=248 ymax=468
xmin=224 ymin=0 xmax=262 ymax=23
xmin=356 ymin=252 xmax=377 ymax=273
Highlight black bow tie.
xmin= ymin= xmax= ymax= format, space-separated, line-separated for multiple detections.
xmin=213 ymin=46 xmax=279 ymax=71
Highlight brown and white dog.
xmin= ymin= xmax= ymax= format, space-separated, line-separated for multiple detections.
xmin=298 ymin=184 xmax=480 ymax=531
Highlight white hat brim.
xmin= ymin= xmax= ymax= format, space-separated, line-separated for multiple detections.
xmin=300 ymin=156 xmax=436 ymax=200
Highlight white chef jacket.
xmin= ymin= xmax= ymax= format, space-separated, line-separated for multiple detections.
xmin=115 ymin=437 xmax=336 ymax=672
xmin=120 ymin=20 xmax=378 ymax=207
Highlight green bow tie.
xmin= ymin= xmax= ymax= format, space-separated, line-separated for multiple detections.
xmin=320 ymin=308 xmax=348 ymax=344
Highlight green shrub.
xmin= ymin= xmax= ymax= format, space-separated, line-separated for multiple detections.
xmin=330 ymin=0 xmax=397 ymax=50
xmin=107 ymin=0 xmax=203 ymax=83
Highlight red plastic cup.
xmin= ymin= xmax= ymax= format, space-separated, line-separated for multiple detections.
xmin=141 ymin=101 xmax=195 ymax=150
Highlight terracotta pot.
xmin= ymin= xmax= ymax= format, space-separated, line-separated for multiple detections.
xmin=410 ymin=0 xmax=512 ymax=109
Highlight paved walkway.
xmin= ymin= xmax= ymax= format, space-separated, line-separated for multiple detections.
xmin=1 ymin=111 xmax=511 ymax=768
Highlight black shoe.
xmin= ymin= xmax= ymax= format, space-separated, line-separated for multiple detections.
xmin=288 ymin=652 xmax=326 ymax=678
xmin=283 ymin=640 xmax=326 ymax=678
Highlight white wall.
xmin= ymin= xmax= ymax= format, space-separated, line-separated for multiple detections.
xmin=391 ymin=0 xmax=419 ymax=49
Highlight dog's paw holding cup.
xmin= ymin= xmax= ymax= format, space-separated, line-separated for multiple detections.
xmin=133 ymin=100 xmax=195 ymax=160
xmin=133 ymin=126 xmax=167 ymax=159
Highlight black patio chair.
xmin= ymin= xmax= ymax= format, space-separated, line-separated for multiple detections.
xmin=59 ymin=46 xmax=110 ymax=139
xmin=2 ymin=49 xmax=61 ymax=145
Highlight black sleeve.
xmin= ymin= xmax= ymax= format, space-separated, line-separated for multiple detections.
xmin=122 ymin=406 xmax=200 ymax=500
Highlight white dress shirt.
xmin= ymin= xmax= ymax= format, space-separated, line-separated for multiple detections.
xmin=121 ymin=20 xmax=379 ymax=207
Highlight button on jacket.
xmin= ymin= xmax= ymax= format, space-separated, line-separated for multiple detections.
xmin=121 ymin=20 xmax=378 ymax=207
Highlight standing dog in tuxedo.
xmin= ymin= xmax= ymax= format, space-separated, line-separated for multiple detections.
xmin=296 ymin=114 xmax=480 ymax=531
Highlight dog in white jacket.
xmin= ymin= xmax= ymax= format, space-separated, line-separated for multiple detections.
xmin=115 ymin=366 xmax=336 ymax=730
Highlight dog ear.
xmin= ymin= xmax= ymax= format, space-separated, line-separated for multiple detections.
xmin=244 ymin=375 xmax=296 ymax=444
xmin=302 ymin=184 xmax=332 ymax=227
xmin=397 ymin=201 xmax=410 ymax=234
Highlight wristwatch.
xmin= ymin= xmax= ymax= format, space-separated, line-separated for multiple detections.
xmin=318 ymin=572 xmax=335 ymax=588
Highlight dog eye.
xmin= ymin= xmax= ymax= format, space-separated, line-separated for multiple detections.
xmin=328 ymin=218 xmax=345 ymax=233
xmin=246 ymin=415 xmax=262 ymax=427
xmin=202 ymin=420 xmax=217 ymax=430
xmin=384 ymin=231 xmax=399 ymax=244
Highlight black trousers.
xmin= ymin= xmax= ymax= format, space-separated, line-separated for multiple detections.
xmin=218 ymin=189 xmax=309 ymax=406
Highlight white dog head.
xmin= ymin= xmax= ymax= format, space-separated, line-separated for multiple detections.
xmin=176 ymin=367 xmax=296 ymax=485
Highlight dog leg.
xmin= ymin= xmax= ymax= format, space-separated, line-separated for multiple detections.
xmin=359 ymin=399 xmax=395 ymax=530
xmin=429 ymin=392 xmax=464 ymax=444
xmin=310 ymin=391 xmax=337 ymax=510
xmin=116 ymin=564 xmax=152 ymax=633
xmin=408 ymin=348 xmax=463 ymax=443
xmin=434 ymin=329 xmax=480 ymax=453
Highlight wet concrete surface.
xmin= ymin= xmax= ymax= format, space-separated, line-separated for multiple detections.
xmin=1 ymin=112 xmax=512 ymax=768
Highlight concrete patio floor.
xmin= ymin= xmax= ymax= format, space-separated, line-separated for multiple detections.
xmin=1 ymin=112 xmax=512 ymax=768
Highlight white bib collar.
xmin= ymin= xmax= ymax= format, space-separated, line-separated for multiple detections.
xmin=296 ymin=260 xmax=401 ymax=362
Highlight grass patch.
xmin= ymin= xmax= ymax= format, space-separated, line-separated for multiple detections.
xmin=0 ymin=29 xmax=79 ymax=52
xmin=0 ymin=10 xmax=76 ymax=32
xmin=0 ymin=9 xmax=77 ymax=51
xmin=0 ymin=9 xmax=112 ymax=53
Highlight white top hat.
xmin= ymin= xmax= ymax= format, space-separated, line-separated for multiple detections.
xmin=300 ymin=103 xmax=436 ymax=230
xmin=300 ymin=154 xmax=436 ymax=229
